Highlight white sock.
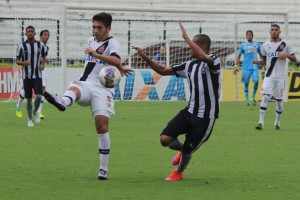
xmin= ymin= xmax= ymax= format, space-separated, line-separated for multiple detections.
xmin=62 ymin=90 xmax=77 ymax=107
xmin=38 ymin=96 xmax=45 ymax=113
xmin=275 ymin=101 xmax=283 ymax=125
xmin=259 ymin=95 xmax=269 ymax=124
xmin=16 ymin=89 xmax=25 ymax=109
xmin=98 ymin=132 xmax=110 ymax=172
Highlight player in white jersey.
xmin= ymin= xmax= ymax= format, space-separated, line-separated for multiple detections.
xmin=43 ymin=12 xmax=132 ymax=180
xmin=253 ymin=24 xmax=296 ymax=130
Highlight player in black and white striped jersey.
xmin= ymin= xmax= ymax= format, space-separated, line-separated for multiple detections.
xmin=132 ymin=22 xmax=221 ymax=181
xmin=16 ymin=25 xmax=46 ymax=127
xmin=15 ymin=29 xmax=50 ymax=120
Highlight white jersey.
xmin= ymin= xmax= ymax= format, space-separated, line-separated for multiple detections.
xmin=262 ymin=39 xmax=295 ymax=78
xmin=79 ymin=36 xmax=121 ymax=88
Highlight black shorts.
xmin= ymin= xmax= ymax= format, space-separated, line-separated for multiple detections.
xmin=161 ymin=108 xmax=216 ymax=153
xmin=23 ymin=78 xmax=43 ymax=98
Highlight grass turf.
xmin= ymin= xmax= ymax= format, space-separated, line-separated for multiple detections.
xmin=0 ymin=101 xmax=300 ymax=199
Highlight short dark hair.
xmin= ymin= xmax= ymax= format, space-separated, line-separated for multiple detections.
xmin=194 ymin=34 xmax=211 ymax=50
xmin=246 ymin=30 xmax=253 ymax=35
xmin=271 ymin=24 xmax=280 ymax=29
xmin=40 ymin=29 xmax=50 ymax=37
xmin=26 ymin=25 xmax=35 ymax=31
xmin=92 ymin=12 xmax=112 ymax=27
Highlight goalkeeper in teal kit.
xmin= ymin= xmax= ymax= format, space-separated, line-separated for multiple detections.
xmin=234 ymin=30 xmax=262 ymax=106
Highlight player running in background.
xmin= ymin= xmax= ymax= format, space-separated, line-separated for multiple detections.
xmin=234 ymin=30 xmax=262 ymax=106
xmin=15 ymin=29 xmax=50 ymax=119
xmin=16 ymin=26 xmax=46 ymax=127
xmin=253 ymin=24 xmax=296 ymax=130
xmin=43 ymin=12 xmax=132 ymax=180
xmin=132 ymin=22 xmax=221 ymax=181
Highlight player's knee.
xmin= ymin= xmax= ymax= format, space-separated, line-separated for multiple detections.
xmin=96 ymin=125 xmax=108 ymax=134
xmin=160 ymin=135 xmax=172 ymax=147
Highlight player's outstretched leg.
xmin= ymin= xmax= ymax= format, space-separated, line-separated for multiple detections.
xmin=43 ymin=91 xmax=66 ymax=111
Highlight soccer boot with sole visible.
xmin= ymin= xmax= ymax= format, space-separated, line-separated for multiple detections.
xmin=252 ymin=99 xmax=257 ymax=106
xmin=165 ymin=170 xmax=183 ymax=181
xmin=34 ymin=111 xmax=41 ymax=123
xmin=28 ymin=119 xmax=34 ymax=127
xmin=255 ymin=123 xmax=263 ymax=130
xmin=43 ymin=91 xmax=66 ymax=111
xmin=274 ymin=124 xmax=280 ymax=130
xmin=40 ymin=113 xmax=45 ymax=119
xmin=16 ymin=106 xmax=22 ymax=118
xmin=171 ymin=152 xmax=182 ymax=166
xmin=98 ymin=169 xmax=108 ymax=180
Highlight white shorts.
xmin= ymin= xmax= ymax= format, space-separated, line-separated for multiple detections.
xmin=71 ymin=81 xmax=115 ymax=118
xmin=260 ymin=77 xmax=285 ymax=100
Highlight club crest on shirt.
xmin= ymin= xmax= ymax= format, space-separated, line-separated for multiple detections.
xmin=201 ymin=66 xmax=206 ymax=74
xmin=96 ymin=46 xmax=106 ymax=54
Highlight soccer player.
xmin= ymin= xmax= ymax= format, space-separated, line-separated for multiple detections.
xmin=234 ymin=30 xmax=262 ymax=106
xmin=16 ymin=25 xmax=46 ymax=127
xmin=253 ymin=24 xmax=296 ymax=130
xmin=15 ymin=29 xmax=50 ymax=119
xmin=42 ymin=12 xmax=132 ymax=180
xmin=132 ymin=22 xmax=221 ymax=181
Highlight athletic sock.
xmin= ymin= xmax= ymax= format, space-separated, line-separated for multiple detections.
xmin=176 ymin=153 xmax=192 ymax=173
xmin=252 ymin=81 xmax=258 ymax=99
xmin=62 ymin=90 xmax=77 ymax=107
xmin=38 ymin=96 xmax=45 ymax=113
xmin=168 ymin=138 xmax=183 ymax=151
xmin=244 ymin=83 xmax=249 ymax=102
xmin=34 ymin=95 xmax=42 ymax=113
xmin=259 ymin=95 xmax=269 ymax=124
xmin=275 ymin=100 xmax=283 ymax=125
xmin=98 ymin=132 xmax=110 ymax=172
xmin=16 ymin=89 xmax=25 ymax=109
xmin=26 ymin=98 xmax=33 ymax=120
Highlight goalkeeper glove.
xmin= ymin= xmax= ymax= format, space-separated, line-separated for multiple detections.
xmin=233 ymin=64 xmax=239 ymax=73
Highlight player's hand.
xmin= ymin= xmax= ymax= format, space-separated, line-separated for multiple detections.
xmin=85 ymin=48 xmax=95 ymax=56
xmin=233 ymin=64 xmax=239 ymax=74
xmin=39 ymin=64 xmax=45 ymax=71
xmin=23 ymin=60 xmax=31 ymax=65
xmin=179 ymin=22 xmax=189 ymax=41
xmin=278 ymin=52 xmax=288 ymax=60
xmin=132 ymin=46 xmax=145 ymax=56
xmin=118 ymin=65 xmax=133 ymax=77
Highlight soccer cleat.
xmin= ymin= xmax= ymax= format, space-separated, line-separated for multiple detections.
xmin=34 ymin=112 xmax=41 ymax=123
xmin=98 ymin=169 xmax=108 ymax=180
xmin=171 ymin=152 xmax=182 ymax=166
xmin=165 ymin=170 xmax=183 ymax=181
xmin=255 ymin=123 xmax=263 ymax=130
xmin=40 ymin=113 xmax=45 ymax=119
xmin=245 ymin=102 xmax=250 ymax=106
xmin=274 ymin=124 xmax=280 ymax=130
xmin=43 ymin=91 xmax=66 ymax=111
xmin=28 ymin=119 xmax=34 ymax=127
xmin=16 ymin=107 xmax=22 ymax=118
xmin=252 ymin=99 xmax=257 ymax=106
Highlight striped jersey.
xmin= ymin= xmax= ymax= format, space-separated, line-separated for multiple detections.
xmin=262 ymin=39 xmax=295 ymax=78
xmin=238 ymin=41 xmax=261 ymax=70
xmin=172 ymin=54 xmax=221 ymax=118
xmin=16 ymin=40 xmax=46 ymax=79
xmin=80 ymin=37 xmax=121 ymax=89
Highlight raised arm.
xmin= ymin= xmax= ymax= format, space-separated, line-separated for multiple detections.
xmin=179 ymin=22 xmax=213 ymax=65
xmin=131 ymin=46 xmax=175 ymax=76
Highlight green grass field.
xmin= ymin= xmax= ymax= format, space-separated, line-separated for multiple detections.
xmin=1 ymin=101 xmax=300 ymax=200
